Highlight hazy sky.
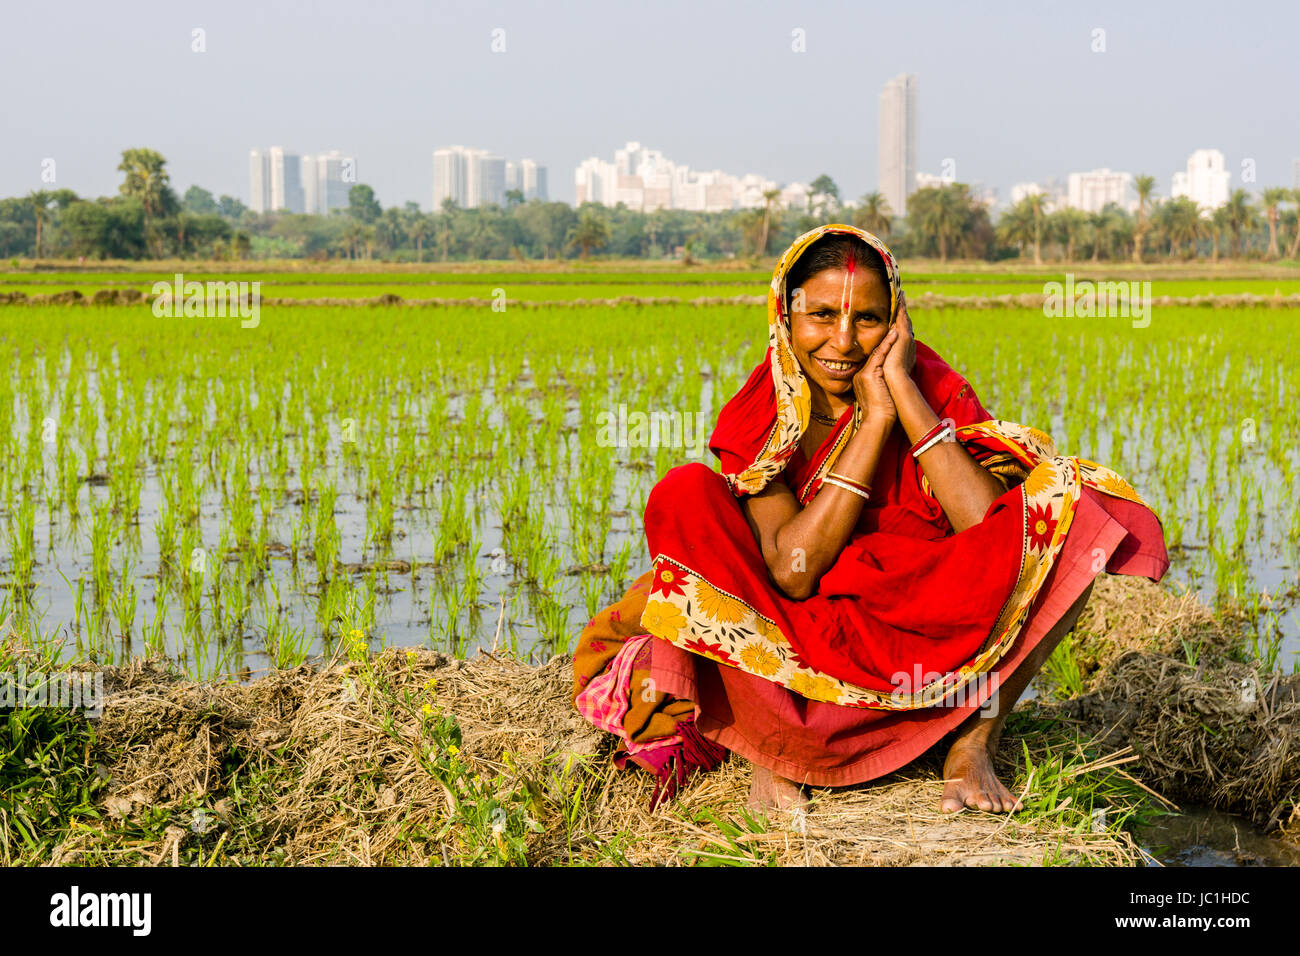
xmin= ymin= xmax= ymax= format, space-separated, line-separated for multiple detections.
xmin=3 ymin=0 xmax=1297 ymax=209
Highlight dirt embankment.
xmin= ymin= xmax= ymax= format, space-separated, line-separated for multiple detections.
xmin=31 ymin=576 xmax=1300 ymax=866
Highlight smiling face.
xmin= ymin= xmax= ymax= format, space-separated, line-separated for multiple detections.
xmin=788 ymin=265 xmax=892 ymax=407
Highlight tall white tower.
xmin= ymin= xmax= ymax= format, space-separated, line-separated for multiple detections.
xmin=878 ymin=73 xmax=917 ymax=219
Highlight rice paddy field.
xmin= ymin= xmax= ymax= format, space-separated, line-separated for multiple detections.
xmin=6 ymin=267 xmax=1300 ymax=303
xmin=1 ymin=261 xmax=1298 ymax=684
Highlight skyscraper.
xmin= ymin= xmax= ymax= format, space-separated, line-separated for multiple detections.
xmin=1066 ymin=169 xmax=1133 ymax=213
xmin=437 ymin=146 xmax=547 ymax=209
xmin=268 ymin=146 xmax=305 ymax=213
xmin=466 ymin=150 xmax=506 ymax=207
xmin=520 ymin=159 xmax=548 ymax=201
xmin=249 ymin=149 xmax=270 ymax=213
xmin=878 ymin=73 xmax=917 ymax=219
xmin=1171 ymin=149 xmax=1230 ymax=213
xmin=433 ymin=146 xmax=469 ymax=209
xmin=314 ymin=151 xmax=356 ymax=214
xmin=302 ymin=155 xmax=318 ymax=216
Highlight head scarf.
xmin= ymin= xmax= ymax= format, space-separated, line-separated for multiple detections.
xmin=710 ymin=223 xmax=901 ymax=496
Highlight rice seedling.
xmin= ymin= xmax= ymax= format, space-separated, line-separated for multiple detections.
xmin=0 ymin=270 xmax=1293 ymax=681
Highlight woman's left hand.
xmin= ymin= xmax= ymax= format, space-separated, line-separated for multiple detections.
xmin=883 ymin=290 xmax=917 ymax=390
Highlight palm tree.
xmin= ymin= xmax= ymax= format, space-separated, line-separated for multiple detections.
xmin=1150 ymin=199 xmax=1174 ymax=258
xmin=117 ymin=148 xmax=176 ymax=254
xmin=930 ymin=185 xmax=972 ymax=262
xmin=996 ymin=198 xmax=1035 ymax=262
xmin=1163 ymin=197 xmax=1202 ymax=260
xmin=1208 ymin=206 xmax=1231 ymax=262
xmin=1051 ymin=207 xmax=1089 ymax=262
xmin=1260 ymin=187 xmax=1289 ymax=259
xmin=1288 ymin=189 xmax=1300 ymax=260
xmin=342 ymin=219 xmax=365 ymax=260
xmin=26 ymin=190 xmax=53 ymax=259
xmin=174 ymin=211 xmax=195 ymax=258
xmin=733 ymin=208 xmax=765 ymax=256
xmin=757 ymin=188 xmax=782 ymax=256
xmin=1131 ymin=174 xmax=1157 ymax=262
xmin=808 ymin=174 xmax=841 ymax=218
xmin=408 ymin=212 xmax=432 ymax=263
xmin=907 ymin=185 xmax=975 ymax=262
xmin=1222 ymin=189 xmax=1257 ymax=258
xmin=436 ymin=198 xmax=460 ymax=261
xmin=1088 ymin=206 xmax=1123 ymax=262
xmin=566 ymin=208 xmax=610 ymax=259
xmin=854 ymin=192 xmax=892 ymax=236
xmin=375 ymin=207 xmax=407 ymax=256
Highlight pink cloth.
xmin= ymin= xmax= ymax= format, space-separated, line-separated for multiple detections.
xmin=574 ymin=634 xmax=682 ymax=759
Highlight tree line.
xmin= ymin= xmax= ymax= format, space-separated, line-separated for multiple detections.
xmin=3 ymin=149 xmax=1297 ymax=263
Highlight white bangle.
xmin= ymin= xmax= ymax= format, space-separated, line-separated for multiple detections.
xmin=911 ymin=425 xmax=953 ymax=458
xmin=821 ymin=476 xmax=871 ymax=501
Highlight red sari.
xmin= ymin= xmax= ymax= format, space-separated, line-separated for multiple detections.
xmin=637 ymin=354 xmax=1167 ymax=786
xmin=572 ymin=223 xmax=1169 ymax=797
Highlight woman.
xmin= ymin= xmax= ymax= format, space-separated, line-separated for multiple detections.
xmin=573 ymin=224 xmax=1169 ymax=814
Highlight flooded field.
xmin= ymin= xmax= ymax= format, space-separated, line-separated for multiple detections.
xmin=1 ymin=273 xmax=1297 ymax=681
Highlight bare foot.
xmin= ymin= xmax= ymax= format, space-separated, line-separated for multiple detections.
xmin=940 ymin=740 xmax=1023 ymax=813
xmin=747 ymin=764 xmax=808 ymax=812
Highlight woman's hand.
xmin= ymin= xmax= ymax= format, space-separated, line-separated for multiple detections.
xmin=852 ymin=327 xmax=898 ymax=429
xmin=883 ymin=290 xmax=917 ymax=391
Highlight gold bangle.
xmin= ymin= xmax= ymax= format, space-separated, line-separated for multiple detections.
xmin=826 ymin=470 xmax=871 ymax=495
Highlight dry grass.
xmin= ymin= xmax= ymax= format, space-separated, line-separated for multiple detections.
xmin=1045 ymin=652 xmax=1300 ymax=831
xmin=33 ymin=574 xmax=1294 ymax=866
xmin=1068 ymin=574 xmax=1249 ymax=690
xmin=48 ymin=644 xmax=1144 ymax=867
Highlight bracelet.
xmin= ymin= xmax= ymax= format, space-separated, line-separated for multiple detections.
xmin=821 ymin=475 xmax=871 ymax=501
xmin=826 ymin=471 xmax=871 ymax=495
xmin=911 ymin=425 xmax=954 ymax=458
xmin=908 ymin=422 xmax=947 ymax=456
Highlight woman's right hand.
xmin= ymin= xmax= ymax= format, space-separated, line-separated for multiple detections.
xmin=853 ymin=328 xmax=898 ymax=429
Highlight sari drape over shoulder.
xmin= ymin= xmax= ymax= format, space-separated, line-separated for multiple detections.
xmin=572 ymin=224 xmax=1169 ymax=804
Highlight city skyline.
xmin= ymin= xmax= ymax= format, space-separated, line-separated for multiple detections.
xmin=573 ymin=140 xmax=806 ymax=214
xmin=249 ymin=147 xmax=356 ymax=215
xmin=433 ymin=146 xmax=548 ymax=209
xmin=8 ymin=1 xmax=1293 ymax=211
xmin=239 ymin=140 xmax=1263 ymax=220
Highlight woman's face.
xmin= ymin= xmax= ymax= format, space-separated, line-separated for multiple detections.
xmin=788 ymin=265 xmax=892 ymax=402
